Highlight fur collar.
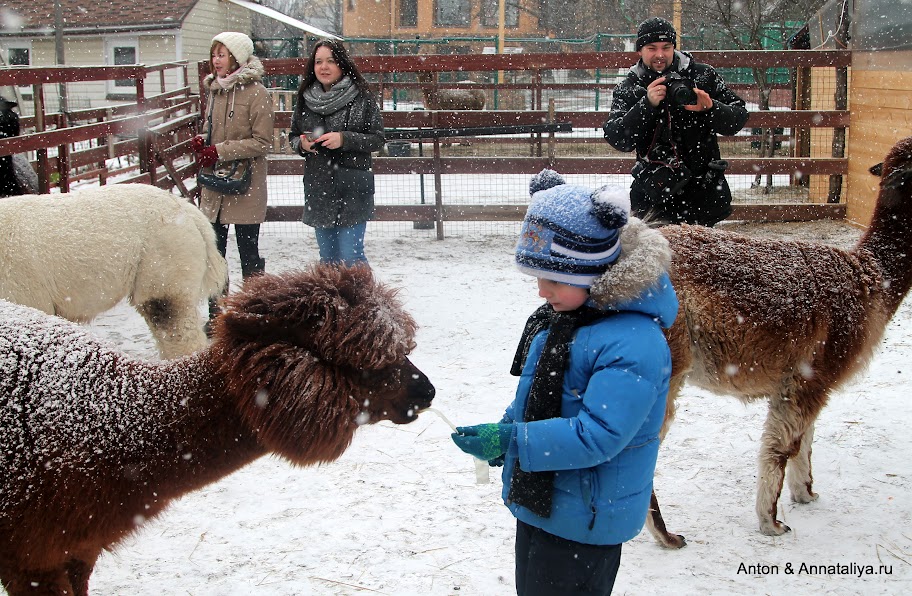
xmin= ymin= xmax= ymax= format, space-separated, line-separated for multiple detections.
xmin=589 ymin=218 xmax=672 ymax=308
xmin=203 ymin=57 xmax=265 ymax=90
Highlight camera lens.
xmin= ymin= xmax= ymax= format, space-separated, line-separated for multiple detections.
xmin=672 ymin=85 xmax=698 ymax=106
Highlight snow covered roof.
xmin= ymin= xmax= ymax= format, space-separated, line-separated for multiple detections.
xmin=0 ymin=0 xmax=198 ymax=34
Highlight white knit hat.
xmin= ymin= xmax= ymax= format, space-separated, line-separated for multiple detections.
xmin=212 ymin=32 xmax=254 ymax=65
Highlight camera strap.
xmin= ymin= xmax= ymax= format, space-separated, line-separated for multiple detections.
xmin=639 ymin=109 xmax=681 ymax=168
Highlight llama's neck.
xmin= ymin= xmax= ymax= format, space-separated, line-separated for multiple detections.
xmin=131 ymin=355 xmax=267 ymax=503
xmin=857 ymin=185 xmax=912 ymax=311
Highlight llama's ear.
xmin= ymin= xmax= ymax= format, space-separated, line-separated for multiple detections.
xmin=869 ymin=162 xmax=883 ymax=177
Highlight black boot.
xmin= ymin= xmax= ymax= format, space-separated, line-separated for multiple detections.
xmin=204 ymin=296 xmax=221 ymax=338
xmin=241 ymin=257 xmax=266 ymax=279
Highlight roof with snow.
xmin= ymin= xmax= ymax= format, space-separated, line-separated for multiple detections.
xmin=0 ymin=0 xmax=198 ymax=34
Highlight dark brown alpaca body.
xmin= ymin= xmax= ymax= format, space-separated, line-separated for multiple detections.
xmin=416 ymin=71 xmax=486 ymax=111
xmin=645 ymin=136 xmax=912 ymax=547
xmin=0 ymin=266 xmax=435 ymax=595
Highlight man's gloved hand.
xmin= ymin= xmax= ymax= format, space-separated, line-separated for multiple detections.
xmin=197 ymin=145 xmax=219 ymax=168
xmin=190 ymin=135 xmax=206 ymax=153
xmin=451 ymin=423 xmax=514 ymax=461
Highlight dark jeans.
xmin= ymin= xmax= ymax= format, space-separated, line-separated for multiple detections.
xmin=213 ymin=220 xmax=263 ymax=277
xmin=515 ymin=520 xmax=622 ymax=596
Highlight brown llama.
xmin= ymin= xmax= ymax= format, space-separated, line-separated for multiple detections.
xmin=0 ymin=265 xmax=436 ymax=596
xmin=416 ymin=71 xmax=486 ymax=111
xmin=641 ymin=135 xmax=912 ymax=547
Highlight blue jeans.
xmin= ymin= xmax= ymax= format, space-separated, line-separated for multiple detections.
xmin=313 ymin=222 xmax=368 ymax=266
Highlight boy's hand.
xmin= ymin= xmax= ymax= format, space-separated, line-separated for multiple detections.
xmin=451 ymin=423 xmax=514 ymax=461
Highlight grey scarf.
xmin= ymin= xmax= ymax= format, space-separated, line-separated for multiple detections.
xmin=303 ymin=76 xmax=360 ymax=115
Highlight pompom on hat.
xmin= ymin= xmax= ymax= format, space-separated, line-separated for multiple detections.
xmin=212 ymin=32 xmax=254 ymax=65
xmin=636 ymin=17 xmax=677 ymax=52
xmin=516 ymin=170 xmax=630 ymax=288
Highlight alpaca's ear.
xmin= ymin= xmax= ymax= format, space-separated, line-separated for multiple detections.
xmin=882 ymin=164 xmax=912 ymax=190
xmin=216 ymin=308 xmax=321 ymax=345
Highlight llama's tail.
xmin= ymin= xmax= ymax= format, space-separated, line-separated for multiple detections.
xmin=185 ymin=203 xmax=228 ymax=299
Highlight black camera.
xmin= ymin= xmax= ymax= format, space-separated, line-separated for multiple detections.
xmin=663 ymin=73 xmax=698 ymax=106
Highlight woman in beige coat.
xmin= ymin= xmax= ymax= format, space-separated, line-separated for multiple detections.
xmin=193 ymin=32 xmax=274 ymax=286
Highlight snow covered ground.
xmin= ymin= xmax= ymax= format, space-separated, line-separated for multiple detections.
xmin=54 ymin=220 xmax=912 ymax=595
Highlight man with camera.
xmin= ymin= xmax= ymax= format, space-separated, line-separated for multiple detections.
xmin=604 ymin=17 xmax=748 ymax=226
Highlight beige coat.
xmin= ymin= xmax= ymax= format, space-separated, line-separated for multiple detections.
xmin=199 ymin=58 xmax=274 ymax=225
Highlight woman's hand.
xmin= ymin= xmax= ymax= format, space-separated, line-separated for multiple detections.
xmin=297 ymin=134 xmax=319 ymax=155
xmin=312 ymin=131 xmax=343 ymax=150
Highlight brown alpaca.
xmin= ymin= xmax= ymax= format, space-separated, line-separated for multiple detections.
xmin=0 ymin=265 xmax=435 ymax=595
xmin=416 ymin=71 xmax=486 ymax=110
xmin=644 ymin=135 xmax=912 ymax=547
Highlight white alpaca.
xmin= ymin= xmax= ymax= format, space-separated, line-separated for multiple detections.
xmin=0 ymin=184 xmax=227 ymax=359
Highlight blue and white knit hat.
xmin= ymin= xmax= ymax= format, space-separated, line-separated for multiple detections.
xmin=515 ymin=170 xmax=630 ymax=288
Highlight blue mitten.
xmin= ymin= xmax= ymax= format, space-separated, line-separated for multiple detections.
xmin=451 ymin=423 xmax=514 ymax=461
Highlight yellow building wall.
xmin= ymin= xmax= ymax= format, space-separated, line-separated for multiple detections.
xmin=344 ymin=0 xmax=542 ymax=40
xmin=844 ymin=50 xmax=912 ymax=227
xmin=807 ymin=66 xmax=847 ymax=203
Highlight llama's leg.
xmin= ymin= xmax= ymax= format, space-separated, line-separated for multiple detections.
xmin=645 ymin=490 xmax=686 ymax=549
xmin=136 ymin=296 xmax=208 ymax=359
xmin=1 ymin=567 xmax=74 ymax=595
xmin=64 ymin=558 xmax=95 ymax=596
xmin=645 ymin=374 xmax=686 ymax=547
xmin=756 ymin=401 xmax=806 ymax=536
xmin=786 ymin=422 xmax=819 ymax=504
xmin=659 ymin=373 xmax=686 ymax=441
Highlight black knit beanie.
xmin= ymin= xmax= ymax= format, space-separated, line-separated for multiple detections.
xmin=636 ymin=17 xmax=677 ymax=52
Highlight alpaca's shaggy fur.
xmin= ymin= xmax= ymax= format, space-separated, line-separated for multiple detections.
xmin=0 ymin=265 xmax=435 ymax=596
xmin=643 ymin=136 xmax=912 ymax=547
xmin=0 ymin=184 xmax=227 ymax=359
xmin=417 ymin=71 xmax=486 ymax=110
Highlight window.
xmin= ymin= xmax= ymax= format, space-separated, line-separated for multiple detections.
xmin=435 ymin=0 xmax=470 ymax=27
xmin=481 ymin=0 xmax=519 ymax=28
xmin=8 ymin=47 xmax=29 ymax=67
xmin=105 ymin=38 xmax=138 ymax=97
xmin=113 ymin=45 xmax=137 ymax=88
xmin=400 ymin=0 xmax=418 ymax=27
xmin=5 ymin=44 xmax=32 ymax=98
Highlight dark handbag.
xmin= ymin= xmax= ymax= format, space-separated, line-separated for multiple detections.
xmin=196 ymin=91 xmax=254 ymax=196
xmin=333 ymin=165 xmax=374 ymax=199
xmin=197 ymin=159 xmax=253 ymax=195
xmin=632 ymin=157 xmax=691 ymax=199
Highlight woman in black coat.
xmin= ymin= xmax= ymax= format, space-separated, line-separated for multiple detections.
xmin=289 ymin=39 xmax=385 ymax=265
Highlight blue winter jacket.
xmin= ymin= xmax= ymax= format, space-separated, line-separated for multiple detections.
xmin=501 ymin=267 xmax=678 ymax=545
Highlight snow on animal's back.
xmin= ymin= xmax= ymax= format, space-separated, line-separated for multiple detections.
xmin=0 ymin=184 xmax=204 ymax=255
xmin=0 ymin=299 xmax=202 ymax=480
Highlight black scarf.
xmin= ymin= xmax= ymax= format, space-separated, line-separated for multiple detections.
xmin=507 ymin=303 xmax=606 ymax=518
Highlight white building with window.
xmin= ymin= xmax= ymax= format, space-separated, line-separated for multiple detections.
xmin=0 ymin=0 xmax=253 ymax=111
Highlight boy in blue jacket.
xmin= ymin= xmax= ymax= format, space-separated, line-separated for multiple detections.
xmin=452 ymin=170 xmax=678 ymax=595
